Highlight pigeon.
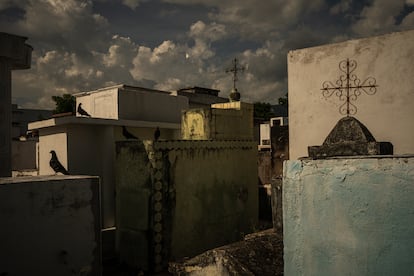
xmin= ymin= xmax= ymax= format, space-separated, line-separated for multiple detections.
xmin=122 ymin=126 xmax=138 ymax=139
xmin=154 ymin=127 xmax=160 ymax=141
xmin=50 ymin=150 xmax=69 ymax=175
xmin=77 ymin=103 xmax=91 ymax=117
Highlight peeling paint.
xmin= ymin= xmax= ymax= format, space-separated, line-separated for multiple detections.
xmin=284 ymin=157 xmax=414 ymax=275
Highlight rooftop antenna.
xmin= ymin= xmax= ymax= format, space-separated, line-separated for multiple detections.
xmin=225 ymin=58 xmax=245 ymax=102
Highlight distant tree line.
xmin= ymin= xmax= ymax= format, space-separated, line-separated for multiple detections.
xmin=254 ymin=93 xmax=288 ymax=120
xmin=51 ymin=94 xmax=75 ymax=114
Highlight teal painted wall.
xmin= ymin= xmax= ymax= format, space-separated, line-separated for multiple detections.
xmin=283 ymin=157 xmax=414 ymax=276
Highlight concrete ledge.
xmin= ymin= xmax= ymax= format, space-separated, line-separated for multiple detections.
xmin=154 ymin=139 xmax=257 ymax=150
xmin=28 ymin=116 xmax=180 ymax=130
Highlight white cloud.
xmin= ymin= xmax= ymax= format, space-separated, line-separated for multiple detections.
xmin=189 ymin=20 xmax=226 ymax=42
xmin=129 ymin=21 xmax=226 ymax=92
xmin=154 ymin=77 xmax=183 ymax=91
xmin=352 ymin=0 xmax=405 ymax=36
xmin=185 ymin=21 xmax=226 ymax=60
xmin=164 ymin=0 xmax=325 ymax=40
xmin=130 ymin=41 xmax=193 ymax=88
xmin=12 ymin=33 xmax=141 ymax=108
xmin=11 ymin=0 xmax=108 ymax=53
xmin=122 ymin=0 xmax=148 ymax=10
xmin=102 ymin=35 xmax=138 ymax=68
xmin=11 ymin=0 xmax=414 ymax=109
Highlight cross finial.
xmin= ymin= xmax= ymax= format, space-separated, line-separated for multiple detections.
xmin=225 ymin=58 xmax=245 ymax=91
xmin=321 ymin=58 xmax=378 ymax=116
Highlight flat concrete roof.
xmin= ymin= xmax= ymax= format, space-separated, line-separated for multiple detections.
xmin=28 ymin=116 xmax=180 ymax=131
xmin=73 ymin=84 xmax=171 ymax=97
xmin=0 ymin=175 xmax=99 ymax=184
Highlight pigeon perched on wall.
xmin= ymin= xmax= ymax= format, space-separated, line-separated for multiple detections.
xmin=77 ymin=103 xmax=91 ymax=117
xmin=49 ymin=150 xmax=69 ymax=175
xmin=154 ymin=127 xmax=160 ymax=141
xmin=122 ymin=126 xmax=138 ymax=139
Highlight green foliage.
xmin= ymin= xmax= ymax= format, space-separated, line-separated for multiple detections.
xmin=51 ymin=94 xmax=75 ymax=114
xmin=254 ymin=102 xmax=275 ymax=120
xmin=278 ymin=93 xmax=288 ymax=107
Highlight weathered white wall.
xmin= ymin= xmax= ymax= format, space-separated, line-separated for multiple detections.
xmin=288 ymin=30 xmax=414 ymax=159
xmin=77 ymin=88 xmax=118 ymax=119
xmin=38 ymin=126 xmax=68 ymax=175
xmin=35 ymin=119 xmax=179 ymax=229
xmin=0 ymin=175 xmax=101 ymax=276
xmin=119 ymin=89 xmax=188 ymax=123
xmin=76 ymin=87 xmax=189 ymax=123
xmin=260 ymin=123 xmax=270 ymax=145
xmin=67 ymin=124 xmax=115 ymax=228
xmin=283 ymin=157 xmax=414 ymax=275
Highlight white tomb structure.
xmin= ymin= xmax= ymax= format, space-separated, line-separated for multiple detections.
xmin=288 ymin=29 xmax=414 ymax=159
xmin=29 ymin=84 xmax=189 ymax=231
xmin=75 ymin=84 xmax=186 ymax=122
xmin=258 ymin=116 xmax=288 ymax=150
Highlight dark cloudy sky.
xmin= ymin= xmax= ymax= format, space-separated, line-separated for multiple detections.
xmin=1 ymin=0 xmax=414 ymax=109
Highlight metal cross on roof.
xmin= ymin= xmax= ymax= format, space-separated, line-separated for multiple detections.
xmin=321 ymin=58 xmax=378 ymax=116
xmin=225 ymin=58 xmax=245 ymax=91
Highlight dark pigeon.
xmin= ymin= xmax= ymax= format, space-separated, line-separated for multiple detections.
xmin=50 ymin=150 xmax=69 ymax=175
xmin=77 ymin=103 xmax=91 ymax=117
xmin=122 ymin=126 xmax=138 ymax=139
xmin=154 ymin=127 xmax=160 ymax=141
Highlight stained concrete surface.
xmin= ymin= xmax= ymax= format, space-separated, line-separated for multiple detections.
xmin=284 ymin=156 xmax=414 ymax=275
xmin=169 ymin=229 xmax=283 ymax=276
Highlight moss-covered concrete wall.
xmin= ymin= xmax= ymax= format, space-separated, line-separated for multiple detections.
xmin=283 ymin=157 xmax=414 ymax=275
xmin=115 ymin=140 xmax=258 ymax=272
xmin=115 ymin=141 xmax=152 ymax=270
xmin=160 ymin=141 xmax=258 ymax=259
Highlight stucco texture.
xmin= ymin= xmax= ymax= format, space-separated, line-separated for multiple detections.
xmin=283 ymin=157 xmax=414 ymax=276
xmin=163 ymin=141 xmax=258 ymax=259
xmin=288 ymin=30 xmax=414 ymax=159
xmin=115 ymin=140 xmax=258 ymax=271
xmin=0 ymin=175 xmax=101 ymax=276
xmin=181 ymin=102 xmax=254 ymax=140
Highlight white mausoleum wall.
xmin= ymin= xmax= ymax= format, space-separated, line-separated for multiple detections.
xmin=38 ymin=127 xmax=68 ymax=175
xmin=32 ymin=116 xmax=180 ymax=229
xmin=75 ymin=86 xmax=189 ymax=123
xmin=288 ymin=30 xmax=414 ymax=159
xmin=119 ymin=89 xmax=188 ymax=123
xmin=77 ymin=88 xmax=119 ymax=119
